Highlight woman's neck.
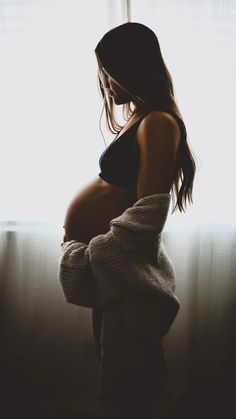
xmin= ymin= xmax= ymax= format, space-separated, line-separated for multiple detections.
xmin=133 ymin=101 xmax=153 ymax=116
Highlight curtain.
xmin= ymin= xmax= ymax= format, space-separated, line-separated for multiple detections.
xmin=0 ymin=1 xmax=235 ymax=417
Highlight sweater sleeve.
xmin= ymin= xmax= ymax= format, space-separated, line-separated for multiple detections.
xmin=58 ymin=229 xmax=130 ymax=308
xmin=58 ymin=240 xmax=97 ymax=307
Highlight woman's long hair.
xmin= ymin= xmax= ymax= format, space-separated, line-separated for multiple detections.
xmin=95 ymin=22 xmax=197 ymax=214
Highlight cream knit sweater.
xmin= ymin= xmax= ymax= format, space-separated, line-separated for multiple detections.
xmin=59 ymin=192 xmax=180 ymax=336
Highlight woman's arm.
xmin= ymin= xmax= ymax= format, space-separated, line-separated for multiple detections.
xmin=136 ymin=111 xmax=180 ymax=200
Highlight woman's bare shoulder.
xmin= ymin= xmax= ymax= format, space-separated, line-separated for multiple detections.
xmin=137 ymin=111 xmax=181 ymax=145
xmin=143 ymin=110 xmax=180 ymax=128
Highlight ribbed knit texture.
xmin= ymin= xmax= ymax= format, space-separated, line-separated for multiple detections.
xmin=58 ymin=192 xmax=180 ymax=335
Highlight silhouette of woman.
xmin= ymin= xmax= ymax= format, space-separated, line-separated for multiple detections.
xmin=62 ymin=22 xmax=196 ymax=419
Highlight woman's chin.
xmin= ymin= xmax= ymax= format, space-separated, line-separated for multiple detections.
xmin=109 ymin=92 xmax=129 ymax=105
xmin=112 ymin=95 xmax=123 ymax=105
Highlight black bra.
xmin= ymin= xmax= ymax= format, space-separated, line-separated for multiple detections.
xmin=98 ymin=113 xmax=150 ymax=190
xmin=98 ymin=111 xmax=184 ymax=190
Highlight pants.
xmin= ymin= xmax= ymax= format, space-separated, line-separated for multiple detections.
xmin=92 ymin=293 xmax=168 ymax=418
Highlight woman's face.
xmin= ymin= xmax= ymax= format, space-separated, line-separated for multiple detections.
xmin=99 ymin=66 xmax=132 ymax=105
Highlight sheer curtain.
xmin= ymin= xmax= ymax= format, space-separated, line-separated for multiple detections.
xmin=0 ymin=0 xmax=235 ymax=417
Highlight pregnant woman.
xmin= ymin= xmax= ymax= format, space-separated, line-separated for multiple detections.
xmin=60 ymin=22 xmax=196 ymax=419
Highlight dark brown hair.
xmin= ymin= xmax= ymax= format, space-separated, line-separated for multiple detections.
xmin=95 ymin=22 xmax=197 ymax=213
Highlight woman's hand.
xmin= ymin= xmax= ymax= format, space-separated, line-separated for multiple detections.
xmin=61 ymin=226 xmax=69 ymax=247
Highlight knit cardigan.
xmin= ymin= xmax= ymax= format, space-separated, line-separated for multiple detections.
xmin=58 ymin=192 xmax=180 ymax=337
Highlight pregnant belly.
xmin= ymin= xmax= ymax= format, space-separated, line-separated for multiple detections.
xmin=64 ymin=176 xmax=136 ymax=244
